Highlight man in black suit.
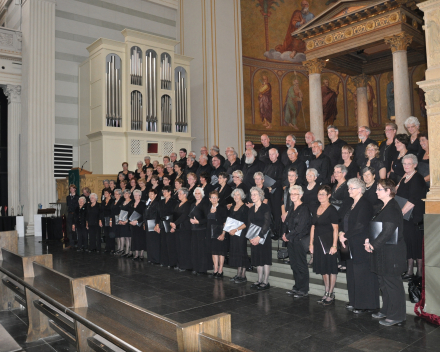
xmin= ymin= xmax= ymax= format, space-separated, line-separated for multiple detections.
xmin=355 ymin=125 xmax=378 ymax=168
xmin=309 ymin=140 xmax=331 ymax=185
xmin=281 ymin=134 xmax=297 ymax=166
xmin=241 ymin=140 xmax=255 ymax=165
xmin=324 ymin=125 xmax=347 ymax=183
xmin=210 ymin=145 xmax=226 ymax=168
xmin=259 ymin=134 xmax=278 ymax=165
xmin=242 ymin=149 xmax=265 ymax=188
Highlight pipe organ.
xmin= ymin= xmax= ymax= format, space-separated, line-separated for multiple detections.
xmin=78 ymin=29 xmax=193 ymax=175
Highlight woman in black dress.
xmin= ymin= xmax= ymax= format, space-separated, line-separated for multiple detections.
xmin=150 ymin=175 xmax=162 ymax=195
xmin=281 ymin=168 xmax=300 ymax=221
xmin=162 ymin=175 xmax=174 ymax=193
xmin=389 ymin=134 xmax=410 ymax=184
xmin=217 ymin=172 xmax=232 ymax=207
xmin=100 ymin=189 xmax=114 ymax=253
xmin=101 ymin=180 xmax=110 ymax=201
xmin=339 ymin=178 xmax=379 ymax=313
xmin=362 ymin=167 xmax=382 ymax=207
xmin=111 ymin=189 xmax=124 ymax=254
xmin=166 ymin=163 xmax=176 ymax=184
xmin=170 ymin=188 xmax=192 ymax=271
xmin=129 ymin=190 xmax=147 ymax=260
xmin=248 ymin=187 xmax=272 ymax=291
xmin=119 ymin=190 xmax=133 ymax=257
xmin=109 ymin=180 xmax=116 ymax=197
xmin=365 ymin=179 xmax=406 ymax=326
xmin=309 ymin=185 xmax=339 ymax=305
xmin=189 ymin=187 xmax=210 ymax=275
xmin=174 ymin=163 xmax=186 ymax=185
xmin=342 ymin=145 xmax=359 ymax=180
xmin=145 ymin=167 xmax=154 ymax=190
xmin=144 ymin=189 xmax=160 ymax=264
xmin=134 ymin=161 xmax=143 ymax=180
xmin=172 ymin=178 xmax=184 ymax=201
xmin=331 ymin=164 xmax=349 ymax=210
xmin=207 ymin=190 xmax=228 ymax=278
xmin=302 ymin=168 xmax=320 ymax=214
xmin=396 ymin=154 xmax=426 ymax=279
xmin=186 ymin=173 xmax=198 ymax=204
xmin=155 ymin=186 xmax=177 ymax=267
xmin=379 ymin=122 xmax=398 ymax=174
xmin=360 ymin=144 xmax=386 ymax=180
xmin=228 ymin=189 xmax=249 ymax=283
xmin=86 ymin=193 xmax=101 ymax=253
xmin=199 ymin=172 xmax=215 ymax=201
xmin=128 ymin=178 xmax=138 ymax=200
xmin=138 ymin=179 xmax=149 ymax=202
xmin=418 ymin=131 xmax=430 ymax=190
xmin=116 ymin=172 xmax=126 ymax=189
xmin=72 ymin=196 xmax=88 ymax=251
xmin=404 ymin=116 xmax=422 ymax=157
xmin=247 ymin=172 xmax=269 ymax=206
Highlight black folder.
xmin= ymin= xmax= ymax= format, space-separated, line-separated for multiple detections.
xmin=147 ymin=220 xmax=156 ymax=232
xmin=318 ymin=234 xmax=334 ymax=255
xmin=245 ymin=223 xmax=268 ymax=244
xmin=369 ymin=222 xmax=398 ymax=245
xmin=339 ymin=240 xmax=352 ymax=261
xmin=211 ymin=224 xmax=223 ymax=239
xmin=119 ymin=210 xmax=128 ymax=222
xmin=162 ymin=215 xmax=173 ymax=233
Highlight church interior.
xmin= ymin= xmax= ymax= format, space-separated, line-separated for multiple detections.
xmin=1 ymin=0 xmax=440 ymax=351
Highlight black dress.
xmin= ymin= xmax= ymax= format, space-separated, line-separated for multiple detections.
xmin=217 ymin=184 xmax=232 ymax=207
xmin=407 ymin=137 xmax=422 ymax=158
xmin=330 ymin=181 xmax=349 ymax=209
xmin=248 ymin=203 xmax=272 ymax=266
xmin=360 ymin=158 xmax=385 ymax=180
xmin=173 ymin=201 xmax=192 ymax=270
xmin=207 ymin=205 xmax=228 ymax=256
xmin=73 ymin=205 xmax=88 ymax=249
xmin=119 ymin=200 xmax=133 ymax=238
xmin=144 ymin=199 xmax=160 ymax=263
xmin=396 ymin=173 xmax=426 ymax=259
xmin=302 ymin=183 xmax=320 ymax=214
xmin=312 ymin=205 xmax=339 ymax=275
xmin=379 ymin=139 xmax=397 ymax=173
xmin=345 ymin=161 xmax=359 ymax=181
xmin=389 ymin=151 xmax=408 ymax=184
xmin=228 ymin=204 xmax=249 ymax=268
xmin=129 ymin=201 xmax=146 ymax=251
xmin=157 ymin=197 xmax=178 ymax=266
xmin=101 ymin=198 xmax=114 ymax=251
xmin=86 ymin=202 xmax=101 ymax=251
xmin=111 ymin=198 xmax=123 ymax=239
xmin=189 ymin=201 xmax=211 ymax=272
xmin=363 ymin=182 xmax=383 ymax=207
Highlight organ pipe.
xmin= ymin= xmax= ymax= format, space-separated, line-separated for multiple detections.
xmin=106 ymin=55 xmax=122 ymax=127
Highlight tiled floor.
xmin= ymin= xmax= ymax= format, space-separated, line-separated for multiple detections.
xmin=1 ymin=236 xmax=439 ymax=351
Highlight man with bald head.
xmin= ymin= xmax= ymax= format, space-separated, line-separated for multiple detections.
xmin=281 ymin=134 xmax=296 ymax=166
xmin=259 ymin=134 xmax=278 ymax=165
xmin=299 ymin=131 xmax=315 ymax=166
xmin=283 ymin=147 xmax=306 ymax=187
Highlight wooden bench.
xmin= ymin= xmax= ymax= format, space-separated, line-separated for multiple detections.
xmin=0 ymin=323 xmax=22 ymax=352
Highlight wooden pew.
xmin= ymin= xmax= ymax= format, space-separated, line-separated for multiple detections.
xmin=0 ymin=323 xmax=22 ymax=352
xmin=0 ymin=231 xmax=19 ymax=310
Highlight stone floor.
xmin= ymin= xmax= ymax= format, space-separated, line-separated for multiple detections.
xmin=1 ymin=236 xmax=439 ymax=352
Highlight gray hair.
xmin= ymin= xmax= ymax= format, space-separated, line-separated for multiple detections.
xmin=133 ymin=189 xmax=142 ymax=197
xmin=289 ymin=185 xmax=304 ymax=196
xmin=232 ymin=170 xmax=243 ymax=180
xmin=166 ymin=162 xmax=173 ymax=168
xmin=187 ymin=156 xmax=195 ymax=162
xmin=347 ymin=178 xmax=366 ymax=194
xmin=253 ymin=171 xmax=265 ymax=180
xmin=231 ymin=188 xmax=246 ymax=200
xmin=327 ymin=125 xmax=339 ymax=132
xmin=137 ymin=160 xmax=143 ymax=165
xmin=122 ymin=189 xmax=132 ymax=196
xmin=189 ymin=151 xmax=196 ymax=157
xmin=211 ymin=145 xmax=220 ymax=153
xmin=170 ymin=152 xmax=177 ymax=158
xmin=313 ymin=140 xmax=323 ymax=148
xmin=144 ymin=156 xmax=151 ymax=160
xmin=178 ymin=187 xmax=189 ymax=197
xmin=114 ymin=189 xmax=122 ymax=195
xmin=334 ymin=164 xmax=347 ymax=175
xmin=250 ymin=187 xmax=265 ymax=202
xmin=307 ymin=168 xmax=318 ymax=178
xmin=360 ymin=126 xmax=371 ymax=134
xmin=247 ymin=148 xmax=258 ymax=157
xmin=78 ymin=196 xmax=86 ymax=204
xmin=103 ymin=179 xmax=109 ymax=184
xmin=90 ymin=193 xmax=98 ymax=201
xmin=404 ymin=116 xmax=420 ymax=127
xmin=402 ymin=154 xmax=418 ymax=166
xmin=199 ymin=154 xmax=208 ymax=161
xmin=286 ymin=134 xmax=296 ymax=142
xmin=269 ymin=148 xmax=279 ymax=156
xmin=287 ymin=147 xmax=298 ymax=153
xmin=194 ymin=186 xmax=205 ymax=197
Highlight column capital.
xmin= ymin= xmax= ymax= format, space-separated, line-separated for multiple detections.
xmin=302 ymin=58 xmax=326 ymax=74
xmin=351 ymin=74 xmax=369 ymax=88
xmin=3 ymin=85 xmax=21 ymax=103
xmin=384 ymin=32 xmax=413 ymax=53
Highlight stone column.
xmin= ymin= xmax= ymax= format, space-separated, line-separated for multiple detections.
xmin=384 ymin=32 xmax=412 ymax=133
xmin=351 ymin=74 xmax=369 ymax=128
xmin=3 ymin=85 xmax=21 ymax=214
xmin=20 ymin=0 xmax=56 ymax=235
xmin=303 ymin=58 xmax=326 ymax=143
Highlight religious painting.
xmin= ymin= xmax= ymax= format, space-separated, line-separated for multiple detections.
xmin=346 ymin=75 xmax=379 ymax=128
xmin=281 ymin=71 xmax=309 ymax=130
xmin=320 ymin=73 xmax=344 ymax=128
xmin=412 ymin=64 xmax=428 ymax=130
xmin=379 ymin=72 xmax=395 ymax=124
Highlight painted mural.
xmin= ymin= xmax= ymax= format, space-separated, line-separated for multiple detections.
xmin=241 ymin=0 xmax=427 ymax=144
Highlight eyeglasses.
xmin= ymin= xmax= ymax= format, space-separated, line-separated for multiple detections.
xmin=384 ymin=129 xmax=395 ymax=132
xmin=290 ymin=193 xmax=300 ymax=196
xmin=232 ymin=176 xmax=239 ymax=178
xmin=377 ymin=188 xmax=385 ymax=192
xmin=348 ymin=187 xmax=359 ymax=191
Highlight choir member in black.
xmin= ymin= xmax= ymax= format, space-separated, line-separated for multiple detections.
xmin=170 ymin=188 xmax=192 ymax=271
xmin=116 ymin=172 xmax=125 ymax=189
xmin=342 ymin=145 xmax=359 ymax=181
xmin=86 ymin=193 xmax=101 ymax=253
xmin=155 ymin=186 xmax=178 ymax=267
xmin=127 ymin=171 xmax=136 ymax=182
xmin=145 ymin=167 xmax=154 ymax=189
xmin=128 ymin=190 xmax=146 ymax=260
xmin=186 ymin=173 xmax=198 ymax=203
xmin=360 ymin=144 xmax=386 ymax=180
xmin=134 ymin=161 xmax=144 ymax=179
xmin=109 ymin=180 xmax=116 ymax=197
xmin=72 ymin=196 xmax=87 ymax=251
xmin=309 ymin=185 xmax=339 ymax=305
xmin=199 ymin=172 xmax=215 ymax=200
xmin=162 ymin=174 xmax=174 ymax=190
xmin=265 ymin=148 xmax=284 ymax=234
xmin=339 ymin=178 xmax=379 ymax=313
xmin=258 ymin=134 xmax=276 ymax=165
xmin=142 ymin=156 xmax=151 ymax=172
xmin=281 ymin=169 xmax=300 ymax=221
xmin=119 ymin=162 xmax=130 ymax=180
xmin=302 ymin=168 xmax=320 ymax=214
xmin=298 ymin=131 xmax=315 ymax=167
xmin=152 ymin=160 xmax=159 ymax=174
xmin=216 ymin=172 xmax=232 ymax=207
xmin=405 ymin=116 xmax=422 ymax=157
xmin=247 ymin=172 xmax=270 ymax=207
xmin=144 ymin=189 xmax=160 ymax=264
xmin=282 ymin=148 xmax=306 ymax=187
xmin=282 ymin=185 xmax=312 ymax=297
xmin=172 ymin=178 xmax=185 ymax=201
xmin=150 ymin=175 xmax=162 ymax=195
xmin=165 ymin=163 xmax=176 ymax=184
xmin=185 ymin=157 xmax=199 ymax=178
xmin=204 ymin=191 xmax=227 ymax=278
xmin=380 ymin=122 xmax=398 ymax=173
xmin=242 ymin=149 xmax=265 ymax=188
xmin=225 ymin=151 xmax=241 ymax=175
xmin=100 ymin=188 xmax=115 ymax=253
xmin=365 ymin=179 xmax=406 ymax=326
xmin=128 ymin=178 xmax=138 ymax=200
xmin=157 ymin=164 xmax=166 ymax=182
xmin=389 ymin=134 xmax=409 ymax=184
xmin=211 ymin=155 xmax=226 ymax=179
xmin=248 ymin=187 xmax=272 ymax=290
xmin=397 ymin=154 xmax=426 ymax=279
xmin=240 ymin=141 xmax=254 ymax=165
xmin=196 ymin=155 xmax=213 ymax=178
xmin=331 ymin=165 xmax=349 ymax=210
xmin=189 ymin=187 xmax=210 ymax=275
xmin=418 ymin=131 xmax=430 ymax=190
xmin=355 ymin=126 xmax=378 ymax=168
xmin=231 ymin=170 xmax=249 ymax=196
xmin=280 ymin=135 xmax=296 ymax=166
xmin=174 ymin=162 xmax=186 ymax=185
xmin=100 ymin=180 xmax=110 ymax=201
xmin=228 ymin=189 xmax=249 ymax=283
xmin=324 ymin=126 xmax=347 ymax=175
xmin=137 ymin=178 xmax=148 ymax=202
xmin=80 ymin=187 xmax=91 ymax=204
xmin=119 ymin=190 xmax=133 ymax=257
xmin=112 ymin=190 xmax=124 ymax=254
xmin=163 ymin=156 xmax=171 ymax=170
xmin=119 ymin=180 xmax=128 ymax=193
xmin=309 ymin=141 xmax=331 ymax=185
xmin=65 ymin=184 xmax=79 ymax=250
xmin=362 ymin=167 xmax=382 ymax=207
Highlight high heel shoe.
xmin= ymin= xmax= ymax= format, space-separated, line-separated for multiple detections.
xmin=317 ymin=292 xmax=329 ymax=304
xmin=322 ymin=292 xmax=335 ymax=306
xmin=216 ymin=272 xmax=223 ymax=278
xmin=250 ymin=282 xmax=261 ymax=288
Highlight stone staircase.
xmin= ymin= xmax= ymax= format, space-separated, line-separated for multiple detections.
xmin=222 ymin=241 xmax=417 ymax=316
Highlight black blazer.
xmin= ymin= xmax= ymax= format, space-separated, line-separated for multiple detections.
xmin=73 ymin=205 xmax=87 ymax=229
xmin=143 ymin=198 xmax=159 ymax=223
xmin=282 ymin=203 xmax=311 ymax=242
xmin=86 ymin=203 xmax=101 ymax=226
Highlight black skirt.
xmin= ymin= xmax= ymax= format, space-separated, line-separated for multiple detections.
xmin=119 ymin=224 xmax=131 ymax=238
xmin=250 ymin=237 xmax=272 ymax=267
xmin=146 ymin=230 xmax=161 ymax=264
xmin=312 ymin=234 xmax=338 ymax=275
xmin=131 ymin=225 xmax=146 ymax=251
xmin=176 ymin=228 xmax=192 ymax=270
xmin=191 ymin=228 xmax=212 ymax=272
xmin=166 ymin=231 xmax=178 ymax=267
xmin=229 ymin=231 xmax=249 ymax=268
xmin=403 ymin=219 xmax=423 ymax=259
xmin=160 ymin=229 xmax=169 ymax=266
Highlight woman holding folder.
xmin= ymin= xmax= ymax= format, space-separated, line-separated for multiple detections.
xmin=100 ymin=188 xmax=115 ymax=254
xmin=119 ymin=190 xmax=133 ymax=257
xmin=129 ymin=189 xmax=146 ymax=260
xmin=144 ymin=188 xmax=160 ymax=264
xmin=364 ymin=179 xmax=406 ymax=326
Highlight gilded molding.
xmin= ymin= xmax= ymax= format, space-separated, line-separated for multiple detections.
xmin=302 ymin=58 xmax=326 ymax=74
xmin=352 ymin=74 xmax=369 ymax=88
xmin=384 ymin=32 xmax=413 ymax=53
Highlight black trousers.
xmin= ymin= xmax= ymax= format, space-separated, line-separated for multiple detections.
xmin=103 ymin=226 xmax=115 ymax=251
xmin=378 ymin=275 xmax=406 ymax=321
xmin=160 ymin=230 xmax=169 ymax=266
xmin=346 ymin=260 xmax=380 ymax=310
xmin=67 ymin=213 xmax=75 ymax=243
xmin=287 ymin=237 xmax=309 ymax=293
xmin=76 ymin=227 xmax=88 ymax=249
xmin=88 ymin=225 xmax=101 ymax=251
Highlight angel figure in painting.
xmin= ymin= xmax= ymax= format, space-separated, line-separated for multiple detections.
xmin=258 ymin=75 xmax=272 ymax=129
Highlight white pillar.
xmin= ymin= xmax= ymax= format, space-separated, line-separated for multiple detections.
xmin=352 ymin=74 xmax=369 ymax=128
xmin=21 ymin=0 xmax=56 ymax=235
xmin=3 ymin=85 xmax=21 ymax=215
xmin=384 ymin=32 xmax=412 ymax=133
xmin=303 ymin=59 xmax=326 ymax=143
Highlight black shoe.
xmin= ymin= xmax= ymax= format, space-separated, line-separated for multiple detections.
xmin=210 ymin=272 xmax=218 ymax=278
xmin=372 ymin=312 xmax=387 ymax=319
xmin=353 ymin=309 xmax=372 ymax=314
xmin=192 ymin=270 xmax=197 ymax=275
xmin=317 ymin=292 xmax=329 ymax=304
xmin=234 ymin=276 xmax=247 ymax=284
xmin=250 ymin=282 xmax=261 ymax=289
xmin=216 ymin=272 xmax=223 ymax=278
xmin=293 ymin=291 xmax=308 ymax=298
xmin=127 ymin=253 xmax=133 ymax=258
xmin=346 ymin=304 xmax=354 ymax=311
xmin=379 ymin=319 xmax=405 ymax=326
xmin=132 ymin=257 xmax=138 ymax=261
xmin=322 ymin=292 xmax=335 ymax=306
xmin=257 ymin=283 xmax=270 ymax=290
xmin=229 ymin=275 xmax=238 ymax=282
xmin=287 ymin=288 xmax=299 ymax=295
xmin=139 ymin=257 xmax=144 ymax=261
xmin=402 ymin=273 xmax=414 ymax=280
xmin=121 ymin=252 xmax=128 ymax=257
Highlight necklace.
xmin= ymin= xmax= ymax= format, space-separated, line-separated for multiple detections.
xmin=365 ymin=182 xmax=374 ymax=190
xmin=307 ymin=183 xmax=315 ymax=190
xmin=405 ymin=170 xmax=416 ymax=180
